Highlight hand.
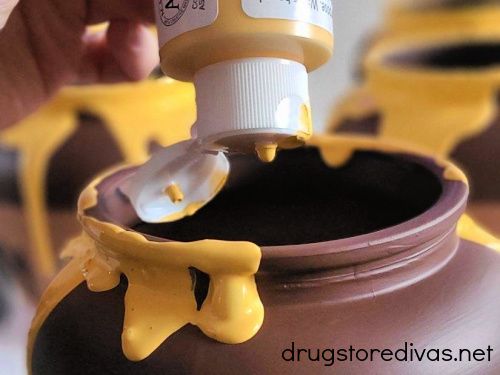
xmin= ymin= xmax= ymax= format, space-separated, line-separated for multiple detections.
xmin=0 ymin=0 xmax=159 ymax=129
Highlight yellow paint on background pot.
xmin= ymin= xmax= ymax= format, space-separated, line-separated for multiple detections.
xmin=384 ymin=2 xmax=500 ymax=40
xmin=361 ymin=31 xmax=500 ymax=157
xmin=311 ymin=135 xmax=468 ymax=184
xmin=29 ymin=135 xmax=499 ymax=368
xmin=0 ymin=78 xmax=195 ymax=280
xmin=458 ymin=214 xmax=500 ymax=252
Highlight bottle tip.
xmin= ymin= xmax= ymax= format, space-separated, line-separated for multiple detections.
xmin=164 ymin=183 xmax=184 ymax=204
xmin=255 ymin=142 xmax=278 ymax=163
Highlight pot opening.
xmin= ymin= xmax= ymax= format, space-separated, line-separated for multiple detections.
xmin=385 ymin=41 xmax=500 ymax=70
xmin=133 ymin=148 xmax=443 ymax=246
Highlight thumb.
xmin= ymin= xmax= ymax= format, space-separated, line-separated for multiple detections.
xmin=0 ymin=0 xmax=18 ymax=29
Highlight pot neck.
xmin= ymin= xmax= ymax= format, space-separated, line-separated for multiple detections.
xmin=256 ymin=179 xmax=466 ymax=303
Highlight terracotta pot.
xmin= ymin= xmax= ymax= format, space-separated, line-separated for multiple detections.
xmin=29 ymin=136 xmax=500 ymax=374
xmin=330 ymin=33 xmax=500 ymax=234
xmin=0 ymin=78 xmax=195 ymax=299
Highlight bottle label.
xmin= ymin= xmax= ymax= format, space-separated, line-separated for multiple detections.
xmin=155 ymin=0 xmax=218 ymax=46
xmin=242 ymin=0 xmax=333 ymax=34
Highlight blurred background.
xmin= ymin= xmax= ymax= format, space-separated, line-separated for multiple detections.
xmin=310 ymin=1 xmax=383 ymax=132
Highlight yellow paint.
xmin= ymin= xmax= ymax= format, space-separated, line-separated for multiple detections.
xmin=60 ymin=78 xmax=195 ymax=164
xmin=0 ymin=78 xmax=195 ymax=281
xmin=164 ymin=183 xmax=184 ymax=203
xmin=458 ymin=214 xmax=500 ymax=252
xmin=255 ymin=142 xmax=278 ymax=163
xmin=158 ymin=1 xmax=334 ymax=81
xmin=299 ymin=104 xmax=314 ymax=136
xmin=384 ymin=3 xmax=500 ymax=40
xmin=312 ymin=134 xmax=468 ymax=184
xmin=28 ymin=169 xmax=263 ymax=365
xmin=276 ymin=104 xmax=313 ymax=150
xmin=158 ymin=167 xmax=229 ymax=223
xmin=0 ymin=104 xmax=75 ymax=277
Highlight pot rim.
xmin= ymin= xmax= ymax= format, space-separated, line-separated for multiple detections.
xmin=82 ymin=135 xmax=469 ymax=270
xmin=260 ymin=136 xmax=468 ymax=270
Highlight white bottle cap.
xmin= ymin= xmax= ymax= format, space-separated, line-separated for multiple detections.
xmin=121 ymin=140 xmax=229 ymax=223
xmin=192 ymin=57 xmax=313 ymax=157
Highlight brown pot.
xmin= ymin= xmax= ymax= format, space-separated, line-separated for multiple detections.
xmin=0 ymin=79 xmax=195 ymax=300
xmin=28 ymin=136 xmax=500 ymax=374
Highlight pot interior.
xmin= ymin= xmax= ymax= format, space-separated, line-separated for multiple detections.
xmin=134 ymin=148 xmax=443 ymax=246
xmin=385 ymin=41 xmax=500 ymax=70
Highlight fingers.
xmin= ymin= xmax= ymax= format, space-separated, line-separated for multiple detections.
xmin=107 ymin=21 xmax=159 ymax=81
xmin=78 ymin=21 xmax=158 ymax=84
xmin=0 ymin=0 xmax=18 ymax=29
xmin=87 ymin=0 xmax=155 ymax=25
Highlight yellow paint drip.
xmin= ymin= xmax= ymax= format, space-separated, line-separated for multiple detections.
xmin=164 ymin=183 xmax=184 ymax=203
xmin=27 ymin=258 xmax=85 ymax=372
xmin=29 ymin=169 xmax=264 ymax=364
xmin=299 ymin=104 xmax=314 ymax=135
xmin=159 ymin=167 xmax=229 ymax=223
xmin=0 ymin=78 xmax=195 ymax=281
xmin=255 ymin=142 xmax=278 ymax=163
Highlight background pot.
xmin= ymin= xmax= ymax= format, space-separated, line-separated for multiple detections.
xmin=0 ymin=78 xmax=195 ymax=300
xmin=384 ymin=1 xmax=500 ymax=42
xmin=351 ymin=1 xmax=500 ymax=83
xmin=29 ymin=136 xmax=500 ymax=374
xmin=330 ymin=33 xmax=500 ymax=234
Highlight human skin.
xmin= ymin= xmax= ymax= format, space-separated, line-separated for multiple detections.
xmin=0 ymin=0 xmax=159 ymax=129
